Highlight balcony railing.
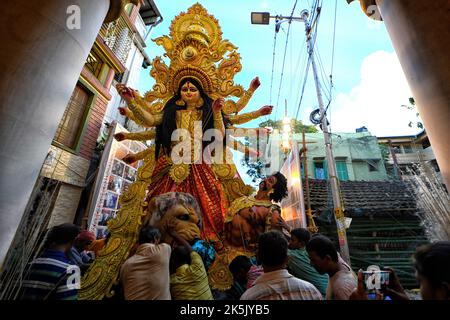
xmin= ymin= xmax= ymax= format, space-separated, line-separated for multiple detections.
xmin=101 ymin=16 xmax=134 ymax=66
xmin=387 ymin=148 xmax=435 ymax=164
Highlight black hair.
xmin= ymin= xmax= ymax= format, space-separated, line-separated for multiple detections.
xmin=270 ymin=172 xmax=288 ymax=203
xmin=413 ymin=241 xmax=450 ymax=288
xmin=170 ymin=246 xmax=192 ymax=273
xmin=229 ymin=255 xmax=252 ymax=275
xmin=138 ymin=226 xmax=161 ymax=244
xmin=44 ymin=223 xmax=80 ymax=247
xmin=306 ymin=235 xmax=338 ymax=262
xmin=291 ymin=228 xmax=311 ymax=244
xmin=257 ymin=231 xmax=288 ymax=267
xmin=155 ymin=77 xmax=217 ymax=158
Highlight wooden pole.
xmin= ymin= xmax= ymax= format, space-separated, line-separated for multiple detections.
xmin=302 ymin=130 xmax=318 ymax=233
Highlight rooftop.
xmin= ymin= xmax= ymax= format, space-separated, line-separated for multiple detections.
xmin=306 ymin=179 xmax=419 ymax=217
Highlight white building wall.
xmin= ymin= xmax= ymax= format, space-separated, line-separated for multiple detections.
xmin=103 ymin=36 xmax=146 ymax=133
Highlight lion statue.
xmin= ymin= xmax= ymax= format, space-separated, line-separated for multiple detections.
xmin=141 ymin=192 xmax=216 ymax=270
xmin=141 ymin=192 xmax=202 ymax=244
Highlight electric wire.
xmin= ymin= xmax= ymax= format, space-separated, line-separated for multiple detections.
xmin=275 ymin=0 xmax=299 ymax=119
xmin=293 ymin=0 xmax=321 ymax=120
xmin=269 ymin=22 xmax=279 ymax=107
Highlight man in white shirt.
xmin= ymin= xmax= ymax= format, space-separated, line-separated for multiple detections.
xmin=120 ymin=226 xmax=171 ymax=300
xmin=306 ymin=235 xmax=357 ymax=300
xmin=240 ymin=231 xmax=322 ymax=300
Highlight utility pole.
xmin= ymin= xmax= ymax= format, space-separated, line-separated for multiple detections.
xmin=300 ymin=10 xmax=351 ymax=265
xmin=301 ymin=129 xmax=318 ymax=233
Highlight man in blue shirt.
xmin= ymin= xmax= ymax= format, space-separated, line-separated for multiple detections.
xmin=20 ymin=223 xmax=81 ymax=300
xmin=67 ymin=230 xmax=96 ymax=275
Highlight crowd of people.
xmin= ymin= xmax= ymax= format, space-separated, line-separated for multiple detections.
xmin=18 ymin=221 xmax=450 ymax=301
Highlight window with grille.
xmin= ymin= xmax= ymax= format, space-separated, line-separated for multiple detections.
xmin=85 ymin=51 xmax=103 ymax=79
xmin=336 ymin=160 xmax=349 ymax=181
xmin=53 ymin=84 xmax=90 ymax=150
xmin=403 ymin=144 xmax=413 ymax=153
xmin=368 ymin=160 xmax=380 ymax=172
xmin=314 ymin=162 xmax=327 ymax=180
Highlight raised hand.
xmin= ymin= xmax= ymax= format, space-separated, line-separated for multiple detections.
xmin=118 ymin=106 xmax=129 ymax=116
xmin=259 ymin=105 xmax=273 ymax=116
xmin=212 ymin=98 xmax=225 ymax=112
xmin=122 ymin=154 xmax=137 ymax=164
xmin=116 ymin=84 xmax=135 ymax=103
xmin=350 ymin=270 xmax=369 ymax=300
xmin=350 ymin=270 xmax=384 ymax=300
xmin=114 ymin=132 xmax=126 ymax=141
xmin=247 ymin=147 xmax=260 ymax=158
xmin=381 ymin=267 xmax=409 ymax=300
xmin=258 ymin=127 xmax=272 ymax=135
xmin=250 ymin=76 xmax=261 ymax=91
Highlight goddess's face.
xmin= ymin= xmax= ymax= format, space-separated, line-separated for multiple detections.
xmin=180 ymin=81 xmax=200 ymax=105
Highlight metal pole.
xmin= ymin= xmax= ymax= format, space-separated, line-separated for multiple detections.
xmin=302 ymin=130 xmax=318 ymax=233
xmin=301 ymin=10 xmax=351 ymax=265
xmin=388 ymin=139 xmax=402 ymax=180
xmin=302 ymin=130 xmax=311 ymax=212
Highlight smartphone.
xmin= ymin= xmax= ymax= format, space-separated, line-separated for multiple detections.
xmin=362 ymin=270 xmax=391 ymax=299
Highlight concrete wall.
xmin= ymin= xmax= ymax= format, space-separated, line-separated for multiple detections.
xmin=266 ymin=132 xmax=389 ymax=181
xmin=352 ymin=160 xmax=388 ymax=181
xmin=40 ymin=146 xmax=90 ymax=187
xmin=47 ymin=184 xmax=84 ymax=228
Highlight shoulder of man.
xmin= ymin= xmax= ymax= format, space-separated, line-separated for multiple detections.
xmin=240 ymin=286 xmax=259 ymax=300
xmin=292 ymin=277 xmax=323 ymax=297
xmin=159 ymin=242 xmax=172 ymax=252
xmin=332 ymin=272 xmax=357 ymax=299
xmin=54 ymin=264 xmax=80 ymax=300
xmin=189 ymin=251 xmax=205 ymax=268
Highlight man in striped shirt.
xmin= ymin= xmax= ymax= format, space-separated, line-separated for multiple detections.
xmin=19 ymin=223 xmax=81 ymax=300
xmin=241 ymin=231 xmax=322 ymax=300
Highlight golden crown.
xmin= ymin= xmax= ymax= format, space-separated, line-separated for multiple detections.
xmin=144 ymin=3 xmax=244 ymax=112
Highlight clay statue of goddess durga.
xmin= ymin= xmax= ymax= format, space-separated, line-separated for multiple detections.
xmin=79 ymin=4 xmax=289 ymax=299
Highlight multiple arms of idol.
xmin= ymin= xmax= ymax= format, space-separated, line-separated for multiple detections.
xmin=113 ymin=78 xmax=271 ymax=163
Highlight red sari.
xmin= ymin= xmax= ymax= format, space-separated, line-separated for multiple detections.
xmin=146 ymin=154 xmax=227 ymax=243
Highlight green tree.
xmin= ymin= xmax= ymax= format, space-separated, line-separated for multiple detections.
xmin=401 ymin=97 xmax=423 ymax=129
xmin=258 ymin=119 xmax=318 ymax=133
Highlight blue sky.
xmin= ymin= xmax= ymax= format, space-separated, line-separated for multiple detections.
xmin=136 ymin=0 xmax=422 ymax=184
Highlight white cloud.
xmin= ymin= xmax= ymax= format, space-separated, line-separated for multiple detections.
xmin=366 ymin=19 xmax=383 ymax=30
xmin=260 ymin=1 xmax=270 ymax=9
xmin=331 ymin=51 xmax=421 ymax=136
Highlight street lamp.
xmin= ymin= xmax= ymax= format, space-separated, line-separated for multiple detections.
xmin=281 ymin=116 xmax=291 ymax=152
xmin=282 ymin=100 xmax=292 ymax=153
xmin=251 ymin=12 xmax=270 ymax=25
xmin=250 ymin=11 xmax=306 ymax=25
